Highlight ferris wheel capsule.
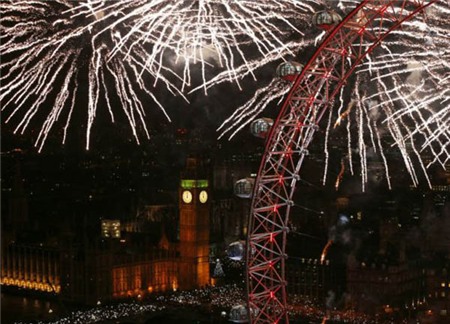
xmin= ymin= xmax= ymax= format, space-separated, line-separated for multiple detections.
xmin=227 ymin=240 xmax=246 ymax=261
xmin=250 ymin=118 xmax=273 ymax=139
xmin=313 ymin=10 xmax=342 ymax=30
xmin=229 ymin=305 xmax=259 ymax=323
xmin=229 ymin=304 xmax=249 ymax=323
xmin=275 ymin=61 xmax=303 ymax=82
xmin=234 ymin=178 xmax=255 ymax=199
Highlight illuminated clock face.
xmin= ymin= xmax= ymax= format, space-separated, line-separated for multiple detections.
xmin=199 ymin=190 xmax=208 ymax=203
xmin=182 ymin=190 xmax=192 ymax=203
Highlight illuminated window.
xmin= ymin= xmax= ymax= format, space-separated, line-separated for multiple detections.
xmin=357 ymin=212 xmax=362 ymax=221
xmin=101 ymin=220 xmax=121 ymax=238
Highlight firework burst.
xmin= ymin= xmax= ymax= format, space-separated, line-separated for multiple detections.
xmin=219 ymin=0 xmax=450 ymax=188
xmin=1 ymin=0 xmax=322 ymax=150
xmin=0 ymin=0 xmax=187 ymax=150
xmin=78 ymin=0 xmax=318 ymax=92
xmin=1 ymin=0 xmax=448 ymax=187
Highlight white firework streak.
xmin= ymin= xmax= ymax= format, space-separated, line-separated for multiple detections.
xmin=1 ymin=0 xmax=320 ymax=150
xmin=72 ymin=0 xmax=317 ymax=92
xmin=344 ymin=3 xmax=450 ymax=187
xmin=189 ymin=39 xmax=313 ymax=94
xmin=0 ymin=0 xmax=185 ymax=151
xmin=218 ymin=0 xmax=450 ymax=187
xmin=217 ymin=78 xmax=291 ymax=140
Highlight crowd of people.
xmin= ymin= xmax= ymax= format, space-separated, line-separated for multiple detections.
xmin=13 ymin=284 xmax=411 ymax=324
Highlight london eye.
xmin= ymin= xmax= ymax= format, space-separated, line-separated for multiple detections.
xmin=244 ymin=1 xmax=440 ymax=323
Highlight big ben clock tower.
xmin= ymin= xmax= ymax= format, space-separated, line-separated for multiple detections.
xmin=178 ymin=157 xmax=210 ymax=289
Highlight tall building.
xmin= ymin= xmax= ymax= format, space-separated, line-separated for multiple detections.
xmin=178 ymin=157 xmax=211 ymax=289
xmin=346 ymin=256 xmax=425 ymax=315
xmin=286 ymin=257 xmax=336 ymax=301
xmin=423 ymin=260 xmax=450 ymax=322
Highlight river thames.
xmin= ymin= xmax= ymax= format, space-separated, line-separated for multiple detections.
xmin=2 ymin=293 xmax=67 ymax=324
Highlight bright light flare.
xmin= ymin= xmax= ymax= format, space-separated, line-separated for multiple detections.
xmin=320 ymin=240 xmax=333 ymax=264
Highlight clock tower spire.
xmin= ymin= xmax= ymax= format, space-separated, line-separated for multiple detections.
xmin=178 ymin=157 xmax=210 ymax=289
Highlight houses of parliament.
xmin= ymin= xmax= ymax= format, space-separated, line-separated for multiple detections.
xmin=1 ymin=157 xmax=212 ymax=304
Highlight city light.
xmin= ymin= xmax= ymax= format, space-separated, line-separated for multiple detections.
xmin=1 ymin=277 xmax=61 ymax=294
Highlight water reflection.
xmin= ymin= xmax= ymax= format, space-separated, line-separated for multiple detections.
xmin=1 ymin=293 xmax=63 ymax=324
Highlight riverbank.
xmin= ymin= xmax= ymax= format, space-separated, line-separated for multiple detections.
xmin=3 ymin=284 xmax=404 ymax=324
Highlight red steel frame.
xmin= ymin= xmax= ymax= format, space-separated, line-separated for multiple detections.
xmin=245 ymin=1 xmax=439 ymax=323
